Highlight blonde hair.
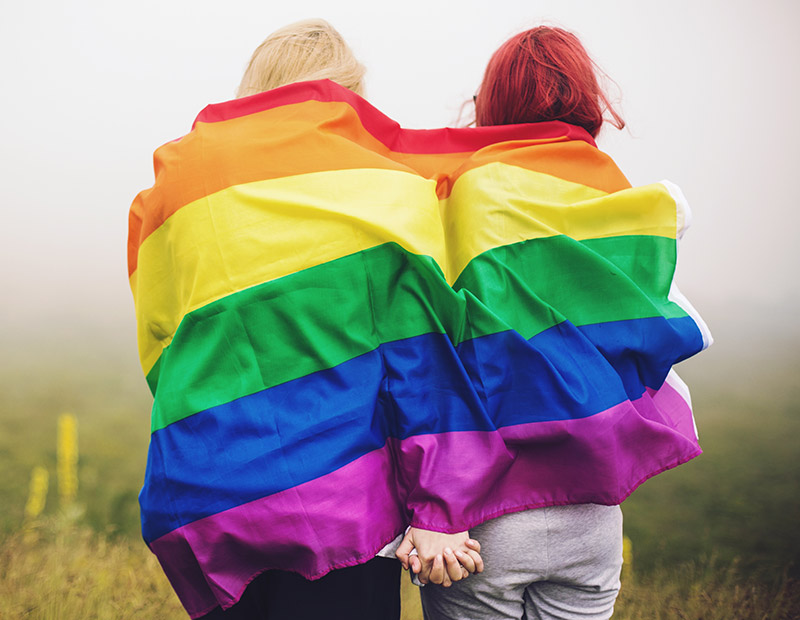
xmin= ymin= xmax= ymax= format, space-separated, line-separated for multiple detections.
xmin=236 ymin=19 xmax=365 ymax=98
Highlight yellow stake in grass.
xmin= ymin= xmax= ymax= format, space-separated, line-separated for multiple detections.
xmin=57 ymin=413 xmax=79 ymax=507
xmin=24 ymin=465 xmax=49 ymax=520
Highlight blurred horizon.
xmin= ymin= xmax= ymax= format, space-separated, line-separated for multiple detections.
xmin=3 ymin=292 xmax=795 ymax=382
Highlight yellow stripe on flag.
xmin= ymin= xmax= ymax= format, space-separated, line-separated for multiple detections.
xmin=443 ymin=163 xmax=681 ymax=281
xmin=132 ymin=168 xmax=442 ymax=375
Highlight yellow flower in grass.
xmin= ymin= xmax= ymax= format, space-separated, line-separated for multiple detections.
xmin=621 ymin=535 xmax=634 ymax=583
xmin=58 ymin=413 xmax=79 ymax=507
xmin=24 ymin=466 xmax=49 ymax=520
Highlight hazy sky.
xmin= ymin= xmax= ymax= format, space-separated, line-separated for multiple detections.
xmin=1 ymin=0 xmax=798 ymax=342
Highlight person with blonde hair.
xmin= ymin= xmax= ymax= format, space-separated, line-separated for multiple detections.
xmin=159 ymin=18 xmax=481 ymax=620
xmin=236 ymin=18 xmax=366 ymax=98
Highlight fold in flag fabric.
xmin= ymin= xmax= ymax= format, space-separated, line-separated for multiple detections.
xmin=129 ymin=79 xmax=711 ymax=618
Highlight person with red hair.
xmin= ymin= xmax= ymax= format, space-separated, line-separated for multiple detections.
xmin=475 ymin=26 xmax=624 ymax=134
xmin=415 ymin=26 xmax=629 ymax=620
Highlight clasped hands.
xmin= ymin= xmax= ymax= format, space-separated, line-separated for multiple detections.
xmin=395 ymin=527 xmax=484 ymax=587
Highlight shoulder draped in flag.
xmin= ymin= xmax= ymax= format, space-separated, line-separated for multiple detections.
xmin=128 ymin=79 xmax=711 ymax=618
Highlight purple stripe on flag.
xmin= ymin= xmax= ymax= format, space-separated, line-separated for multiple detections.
xmin=149 ymin=445 xmax=407 ymax=618
xmin=398 ymin=386 xmax=700 ymax=532
xmin=150 ymin=382 xmax=699 ymax=617
xmin=647 ymin=372 xmax=698 ymax=440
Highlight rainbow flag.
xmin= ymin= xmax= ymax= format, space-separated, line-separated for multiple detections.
xmin=128 ymin=80 xmax=711 ymax=617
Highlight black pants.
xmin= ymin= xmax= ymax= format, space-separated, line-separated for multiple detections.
xmin=199 ymin=557 xmax=401 ymax=620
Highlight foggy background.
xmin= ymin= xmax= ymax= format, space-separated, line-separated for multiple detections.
xmin=1 ymin=0 xmax=797 ymax=403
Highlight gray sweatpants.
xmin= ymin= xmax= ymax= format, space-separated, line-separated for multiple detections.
xmin=420 ymin=504 xmax=623 ymax=620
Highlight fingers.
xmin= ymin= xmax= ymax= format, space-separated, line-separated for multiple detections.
xmin=466 ymin=538 xmax=481 ymax=553
xmin=408 ymin=554 xmax=422 ymax=575
xmin=444 ymin=548 xmax=465 ymax=583
xmin=417 ymin=552 xmax=433 ymax=585
xmin=428 ymin=554 xmax=445 ymax=585
xmin=395 ymin=531 xmax=415 ymax=570
xmin=463 ymin=538 xmax=484 ymax=573
xmin=465 ymin=548 xmax=484 ymax=574
xmin=454 ymin=549 xmax=476 ymax=573
xmin=402 ymin=529 xmax=484 ymax=586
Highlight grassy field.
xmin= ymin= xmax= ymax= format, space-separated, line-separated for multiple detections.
xmin=1 ymin=314 xmax=798 ymax=618
xmin=2 ymin=521 xmax=797 ymax=619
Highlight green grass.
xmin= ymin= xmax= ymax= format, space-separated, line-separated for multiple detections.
xmin=611 ymin=560 xmax=800 ymax=619
xmin=0 ymin=520 xmax=184 ymax=620
xmin=2 ymin=522 xmax=796 ymax=619
xmin=620 ymin=347 xmax=800 ymax=579
xmin=0 ymin=333 xmax=150 ymax=537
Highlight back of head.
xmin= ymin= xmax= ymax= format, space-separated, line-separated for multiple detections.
xmin=237 ymin=19 xmax=365 ymax=98
xmin=475 ymin=26 xmax=623 ymax=137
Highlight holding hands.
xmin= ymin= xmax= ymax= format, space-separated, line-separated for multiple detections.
xmin=396 ymin=528 xmax=484 ymax=587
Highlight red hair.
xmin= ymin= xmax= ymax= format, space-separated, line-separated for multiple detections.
xmin=475 ymin=27 xmax=624 ymax=137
